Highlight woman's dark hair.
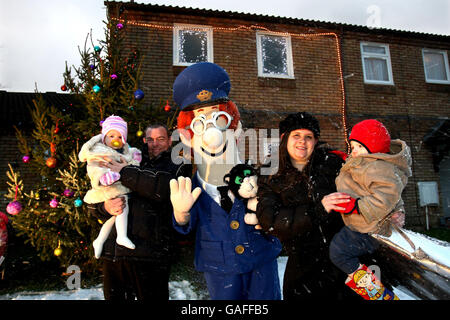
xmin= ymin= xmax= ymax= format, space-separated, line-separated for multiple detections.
xmin=276 ymin=132 xmax=291 ymax=175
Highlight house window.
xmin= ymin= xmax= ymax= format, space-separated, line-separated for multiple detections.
xmin=256 ymin=32 xmax=294 ymax=79
xmin=422 ymin=49 xmax=450 ymax=84
xmin=173 ymin=24 xmax=213 ymax=66
xmin=360 ymin=42 xmax=394 ymax=85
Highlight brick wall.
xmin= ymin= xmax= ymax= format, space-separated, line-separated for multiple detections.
xmin=107 ymin=5 xmax=450 ymax=230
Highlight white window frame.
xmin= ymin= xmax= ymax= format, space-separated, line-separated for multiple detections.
xmin=360 ymin=42 xmax=394 ymax=85
xmin=173 ymin=23 xmax=213 ymax=66
xmin=422 ymin=48 xmax=450 ymax=84
xmin=256 ymin=31 xmax=294 ymax=79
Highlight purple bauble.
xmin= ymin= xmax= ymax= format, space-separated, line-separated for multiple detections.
xmin=49 ymin=198 xmax=59 ymax=208
xmin=116 ymin=23 xmax=124 ymax=30
xmin=22 ymin=155 xmax=31 ymax=163
xmin=63 ymin=189 xmax=74 ymax=197
xmin=6 ymin=201 xmax=22 ymax=215
xmin=110 ymin=74 xmax=118 ymax=80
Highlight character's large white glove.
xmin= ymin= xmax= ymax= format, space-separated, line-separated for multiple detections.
xmin=244 ymin=197 xmax=262 ymax=229
xmin=170 ymin=176 xmax=202 ymax=225
xmin=247 ymin=197 xmax=258 ymax=212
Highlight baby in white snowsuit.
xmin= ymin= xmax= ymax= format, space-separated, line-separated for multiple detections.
xmin=79 ymin=115 xmax=141 ymax=258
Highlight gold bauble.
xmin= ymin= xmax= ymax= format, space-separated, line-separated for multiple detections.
xmin=54 ymin=247 xmax=63 ymax=257
xmin=136 ymin=130 xmax=144 ymax=137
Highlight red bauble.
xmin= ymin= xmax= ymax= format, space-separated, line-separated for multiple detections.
xmin=61 ymin=85 xmax=67 ymax=91
xmin=164 ymin=100 xmax=171 ymax=112
xmin=46 ymin=157 xmax=57 ymax=168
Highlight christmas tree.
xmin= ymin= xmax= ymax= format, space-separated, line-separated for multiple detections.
xmin=4 ymin=18 xmax=177 ymax=271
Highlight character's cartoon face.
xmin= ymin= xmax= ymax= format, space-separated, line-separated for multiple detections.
xmin=355 ymin=272 xmax=373 ymax=288
xmin=190 ymin=105 xmax=234 ymax=159
xmin=224 ymin=164 xmax=258 ymax=199
xmin=237 ymin=172 xmax=258 ymax=199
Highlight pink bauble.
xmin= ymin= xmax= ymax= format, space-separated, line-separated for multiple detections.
xmin=49 ymin=198 xmax=59 ymax=208
xmin=6 ymin=201 xmax=22 ymax=215
xmin=22 ymin=155 xmax=31 ymax=163
xmin=63 ymin=189 xmax=74 ymax=197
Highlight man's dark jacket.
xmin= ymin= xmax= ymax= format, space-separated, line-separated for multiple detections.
xmin=88 ymin=148 xmax=191 ymax=263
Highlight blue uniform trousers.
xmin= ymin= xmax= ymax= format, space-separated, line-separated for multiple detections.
xmin=204 ymin=259 xmax=281 ymax=300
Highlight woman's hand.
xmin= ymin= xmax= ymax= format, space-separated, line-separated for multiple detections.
xmin=321 ymin=192 xmax=351 ymax=213
xmin=100 ymin=156 xmax=127 ymax=173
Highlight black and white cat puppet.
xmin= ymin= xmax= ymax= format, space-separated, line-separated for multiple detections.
xmin=223 ymin=163 xmax=260 ymax=227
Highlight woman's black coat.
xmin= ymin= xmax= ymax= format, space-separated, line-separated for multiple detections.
xmin=257 ymin=145 xmax=355 ymax=300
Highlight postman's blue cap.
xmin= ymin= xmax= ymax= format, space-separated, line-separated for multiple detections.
xmin=173 ymin=62 xmax=231 ymax=110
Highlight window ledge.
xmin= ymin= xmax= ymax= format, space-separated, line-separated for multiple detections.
xmin=425 ymin=83 xmax=450 ymax=93
xmin=257 ymin=77 xmax=296 ymax=89
xmin=363 ymin=84 xmax=396 ymax=94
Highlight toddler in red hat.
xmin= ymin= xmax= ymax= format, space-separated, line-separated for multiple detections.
xmin=79 ymin=115 xmax=142 ymax=258
xmin=328 ymin=119 xmax=412 ymax=300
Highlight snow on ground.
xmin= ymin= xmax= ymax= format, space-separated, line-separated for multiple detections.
xmin=2 ymin=228 xmax=448 ymax=300
xmin=0 ymin=255 xmax=420 ymax=300
xmin=0 ymin=280 xmax=206 ymax=300
xmin=387 ymin=228 xmax=450 ymax=267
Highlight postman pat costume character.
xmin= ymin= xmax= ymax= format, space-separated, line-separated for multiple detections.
xmin=79 ymin=115 xmax=141 ymax=258
xmin=170 ymin=62 xmax=282 ymax=300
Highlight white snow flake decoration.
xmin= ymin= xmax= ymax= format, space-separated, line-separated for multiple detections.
xmin=261 ymin=35 xmax=288 ymax=75
xmin=178 ymin=30 xmax=208 ymax=63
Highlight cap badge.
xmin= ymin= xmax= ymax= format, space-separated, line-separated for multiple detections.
xmin=196 ymin=90 xmax=213 ymax=102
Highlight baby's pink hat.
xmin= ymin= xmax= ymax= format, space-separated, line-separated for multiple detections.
xmin=101 ymin=115 xmax=128 ymax=144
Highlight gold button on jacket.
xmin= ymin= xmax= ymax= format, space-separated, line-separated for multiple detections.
xmin=230 ymin=220 xmax=240 ymax=230
xmin=235 ymin=245 xmax=245 ymax=254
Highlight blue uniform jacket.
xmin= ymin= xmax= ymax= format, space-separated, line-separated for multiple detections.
xmin=173 ymin=174 xmax=282 ymax=275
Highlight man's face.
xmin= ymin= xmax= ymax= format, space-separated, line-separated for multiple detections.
xmin=144 ymin=127 xmax=171 ymax=158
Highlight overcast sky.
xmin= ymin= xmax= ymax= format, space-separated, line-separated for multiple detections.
xmin=0 ymin=0 xmax=449 ymax=92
